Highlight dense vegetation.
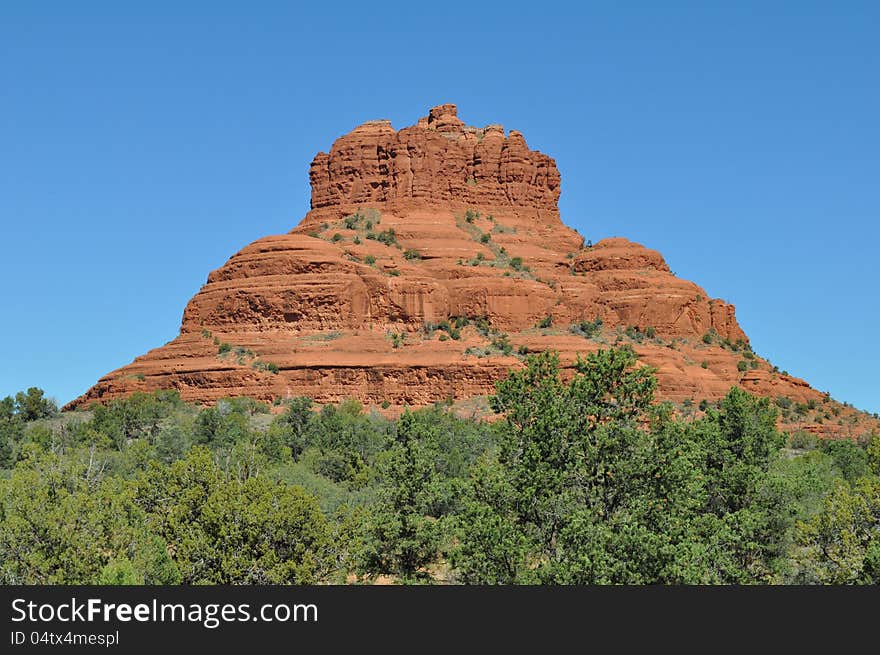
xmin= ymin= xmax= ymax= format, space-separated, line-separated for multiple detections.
xmin=1 ymin=350 xmax=878 ymax=584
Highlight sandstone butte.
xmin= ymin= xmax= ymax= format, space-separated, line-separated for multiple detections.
xmin=68 ymin=104 xmax=878 ymax=440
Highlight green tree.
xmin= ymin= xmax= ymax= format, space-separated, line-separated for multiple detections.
xmin=453 ymin=350 xmax=797 ymax=584
xmin=90 ymin=391 xmax=183 ymax=449
xmin=821 ymin=439 xmax=869 ymax=482
xmin=0 ymin=396 xmax=19 ymax=467
xmin=298 ymin=400 xmax=390 ymax=484
xmin=134 ymin=448 xmax=330 ymax=584
xmin=97 ymin=558 xmax=144 ymax=584
xmin=793 ymin=477 xmax=880 ymax=584
xmin=266 ymin=396 xmax=314 ymax=460
xmin=192 ymin=402 xmax=250 ymax=449
xmin=14 ymin=387 xmax=57 ymax=421
xmin=154 ymin=422 xmax=190 ymax=464
xmin=0 ymin=446 xmax=179 ymax=584
xmin=682 ymin=388 xmax=789 ymax=583
xmin=451 ymin=457 xmax=535 ymax=584
xmin=363 ymin=411 xmax=444 ymax=582
xmin=454 ymin=349 xmax=662 ymax=583
xmin=867 ymin=433 xmax=880 ymax=475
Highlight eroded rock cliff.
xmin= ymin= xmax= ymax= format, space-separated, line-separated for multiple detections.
xmin=68 ymin=105 xmax=878 ymax=439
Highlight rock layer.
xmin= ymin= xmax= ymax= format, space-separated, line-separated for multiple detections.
xmin=69 ymin=105 xmax=878 ymax=439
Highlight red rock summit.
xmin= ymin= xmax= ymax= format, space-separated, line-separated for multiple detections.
xmin=309 ymin=104 xmax=560 ymax=213
xmin=69 ymin=104 xmax=877 ymax=438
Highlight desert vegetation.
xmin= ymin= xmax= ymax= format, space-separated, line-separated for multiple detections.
xmin=1 ymin=352 xmax=878 ymax=585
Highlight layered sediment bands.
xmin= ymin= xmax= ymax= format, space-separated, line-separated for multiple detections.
xmin=70 ymin=105 xmax=878 ymax=439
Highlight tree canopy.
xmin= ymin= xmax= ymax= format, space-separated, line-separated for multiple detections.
xmin=1 ymin=362 xmax=877 ymax=585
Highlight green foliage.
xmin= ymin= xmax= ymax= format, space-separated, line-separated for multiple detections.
xmin=0 ymin=431 xmax=14 ymax=469
xmin=868 ymin=434 xmax=880 ymax=475
xmin=403 ymin=249 xmax=422 ymax=261
xmin=465 ymin=322 xmax=515 ymax=358
xmin=192 ymin=403 xmax=251 ymax=449
xmin=537 ymin=315 xmax=553 ymax=329
xmin=452 ymin=350 xmax=820 ymax=584
xmin=776 ymin=396 xmax=793 ymax=410
xmin=265 ymin=397 xmax=314 ymax=460
xmin=367 ymin=228 xmax=399 ymax=247
xmin=480 ymin=233 xmax=491 ymax=244
xmin=1 ymin=395 xmax=16 ymax=421
xmin=252 ymin=359 xmax=280 ymax=374
xmin=13 ymin=387 xmax=57 ymax=421
xmin=820 ymin=439 xmax=869 ymax=482
xmin=300 ymin=401 xmax=389 ymax=484
xmin=218 ymin=342 xmax=232 ymax=355
xmin=789 ymin=430 xmax=819 ymax=450
xmin=423 ymin=318 xmax=462 ymax=341
xmin=624 ymin=325 xmax=649 ymax=342
xmin=1 ymin=367 xmax=876 ymax=586
xmin=343 ymin=213 xmax=362 ymax=229
xmin=91 ymin=391 xmax=185 ymax=449
xmin=454 ymin=349 xmax=661 ymax=583
xmin=472 ymin=315 xmax=491 ymax=337
xmin=569 ymin=317 xmax=603 ymax=339
xmin=98 ymin=557 xmax=147 ymax=585
xmin=154 ymin=422 xmax=190 ymax=464
xmin=362 ymin=411 xmax=444 ymax=582
xmin=136 ymin=448 xmax=331 ymax=583
xmin=364 ymin=254 xmax=376 ymax=265
xmin=0 ymin=448 xmax=180 ymax=584
xmin=1 ymin=389 xmax=493 ymax=585
xmin=0 ymin=397 xmax=23 ymax=468
xmin=490 ymin=333 xmax=513 ymax=356
xmin=793 ymin=477 xmax=880 ymax=584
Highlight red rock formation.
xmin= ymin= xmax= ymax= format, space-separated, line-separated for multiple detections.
xmin=68 ymin=105 xmax=879 ymax=440
xmin=308 ymin=104 xmax=560 ymax=213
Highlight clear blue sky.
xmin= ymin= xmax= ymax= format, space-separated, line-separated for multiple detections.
xmin=1 ymin=2 xmax=877 ymax=413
